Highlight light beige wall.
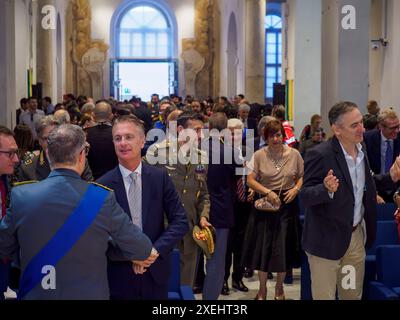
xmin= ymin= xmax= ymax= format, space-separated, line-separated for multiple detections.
xmin=379 ymin=0 xmax=400 ymax=112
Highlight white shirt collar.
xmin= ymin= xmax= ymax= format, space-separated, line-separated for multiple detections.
xmin=339 ymin=141 xmax=363 ymax=158
xmin=119 ymin=162 xmax=142 ymax=179
xmin=380 ymin=131 xmax=392 ymax=143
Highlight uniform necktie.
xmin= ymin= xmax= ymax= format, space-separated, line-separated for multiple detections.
xmin=385 ymin=140 xmax=393 ymax=173
xmin=128 ymin=172 xmax=142 ymax=230
xmin=237 ymin=176 xmax=246 ymax=202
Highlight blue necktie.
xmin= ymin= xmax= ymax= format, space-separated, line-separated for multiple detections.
xmin=385 ymin=140 xmax=393 ymax=173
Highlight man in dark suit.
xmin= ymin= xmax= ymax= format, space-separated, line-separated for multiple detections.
xmin=300 ymin=102 xmax=400 ymax=300
xmin=97 ymin=115 xmax=188 ymax=300
xmin=86 ymin=102 xmax=118 ymax=180
xmin=363 ymin=108 xmax=400 ymax=202
xmin=0 ymin=124 xmax=154 ymax=300
xmin=202 ymin=113 xmax=243 ymax=300
xmin=238 ymin=104 xmax=258 ymax=137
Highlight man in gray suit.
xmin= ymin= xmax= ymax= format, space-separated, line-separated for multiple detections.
xmin=0 ymin=124 xmax=156 ymax=300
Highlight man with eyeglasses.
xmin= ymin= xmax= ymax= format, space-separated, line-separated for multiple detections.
xmin=0 ymin=126 xmax=19 ymax=300
xmin=364 ymin=107 xmax=400 ymax=202
xmin=0 ymin=124 xmax=155 ymax=299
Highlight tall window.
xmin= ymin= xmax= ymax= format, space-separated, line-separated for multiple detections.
xmin=118 ymin=5 xmax=171 ymax=58
xmin=265 ymin=14 xmax=282 ymax=100
xmin=113 ymin=4 xmax=177 ymax=100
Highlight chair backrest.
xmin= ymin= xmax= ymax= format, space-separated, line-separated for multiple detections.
xmin=367 ymin=221 xmax=399 ymax=255
xmin=376 ymin=203 xmax=397 ymax=221
xmin=376 ymin=245 xmax=400 ymax=287
xmin=168 ymin=249 xmax=181 ymax=293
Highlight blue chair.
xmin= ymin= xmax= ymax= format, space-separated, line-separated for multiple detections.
xmin=168 ymin=249 xmax=195 ymax=300
xmin=364 ymin=221 xmax=399 ymax=298
xmin=0 ymin=261 xmax=11 ymax=301
xmin=300 ymin=251 xmax=312 ymax=300
xmin=376 ymin=203 xmax=397 ymax=221
xmin=368 ymin=245 xmax=400 ymax=300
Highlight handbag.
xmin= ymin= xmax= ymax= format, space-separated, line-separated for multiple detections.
xmin=254 ymin=151 xmax=288 ymax=213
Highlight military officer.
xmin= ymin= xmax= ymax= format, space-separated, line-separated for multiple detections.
xmin=16 ymin=115 xmax=93 ymax=182
xmin=146 ymin=111 xmax=211 ymax=287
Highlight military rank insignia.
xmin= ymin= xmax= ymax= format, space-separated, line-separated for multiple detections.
xmin=195 ymin=164 xmax=206 ymax=174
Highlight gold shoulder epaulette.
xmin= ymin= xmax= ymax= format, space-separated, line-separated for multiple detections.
xmin=13 ymin=180 xmax=38 ymax=187
xmin=24 ymin=158 xmax=33 ymax=166
xmin=89 ymin=182 xmax=113 ymax=192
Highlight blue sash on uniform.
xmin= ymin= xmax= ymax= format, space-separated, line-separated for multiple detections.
xmin=18 ymin=184 xmax=109 ymax=299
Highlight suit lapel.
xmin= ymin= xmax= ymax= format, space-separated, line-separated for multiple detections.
xmin=332 ymin=137 xmax=354 ymax=197
xmin=114 ymin=168 xmax=131 ymax=219
xmin=141 ymin=163 xmax=151 ymax=231
xmin=372 ymin=130 xmax=382 ymax=170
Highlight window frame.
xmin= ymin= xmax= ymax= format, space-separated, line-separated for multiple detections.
xmin=116 ymin=4 xmax=172 ymax=59
xmin=265 ymin=13 xmax=282 ymax=100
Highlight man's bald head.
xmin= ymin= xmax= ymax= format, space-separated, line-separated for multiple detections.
xmin=94 ymin=102 xmax=113 ymax=122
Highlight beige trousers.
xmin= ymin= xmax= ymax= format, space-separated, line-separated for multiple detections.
xmin=307 ymin=224 xmax=366 ymax=300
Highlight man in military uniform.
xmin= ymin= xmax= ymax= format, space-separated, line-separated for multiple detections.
xmin=16 ymin=116 xmax=93 ymax=182
xmin=0 ymin=124 xmax=156 ymax=300
xmin=146 ymin=112 xmax=211 ymax=287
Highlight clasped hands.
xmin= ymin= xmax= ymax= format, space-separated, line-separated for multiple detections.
xmin=132 ymin=249 xmax=159 ymax=275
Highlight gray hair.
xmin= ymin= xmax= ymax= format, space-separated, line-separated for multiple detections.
xmin=258 ymin=116 xmax=275 ymax=134
xmin=81 ymin=102 xmax=95 ymax=114
xmin=228 ymin=118 xmax=244 ymax=129
xmin=47 ymin=124 xmax=86 ymax=166
xmin=35 ymin=115 xmax=60 ymax=137
xmin=238 ymin=104 xmax=250 ymax=112
xmin=54 ymin=110 xmax=71 ymax=125
xmin=328 ymin=101 xmax=358 ymax=126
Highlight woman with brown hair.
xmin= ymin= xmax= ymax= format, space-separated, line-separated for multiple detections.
xmin=241 ymin=119 xmax=304 ymax=300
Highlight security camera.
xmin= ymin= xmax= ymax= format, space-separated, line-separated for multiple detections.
xmin=371 ymin=42 xmax=379 ymax=50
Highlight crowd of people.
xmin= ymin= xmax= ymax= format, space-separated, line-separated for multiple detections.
xmin=0 ymin=93 xmax=399 ymax=300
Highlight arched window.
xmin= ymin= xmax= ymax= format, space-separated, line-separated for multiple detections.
xmin=112 ymin=3 xmax=177 ymax=101
xmin=117 ymin=5 xmax=172 ymax=58
xmin=265 ymin=14 xmax=282 ymax=100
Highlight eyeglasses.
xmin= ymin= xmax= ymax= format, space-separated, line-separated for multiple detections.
xmin=0 ymin=149 xmax=19 ymax=159
xmin=80 ymin=143 xmax=90 ymax=156
xmin=383 ymin=124 xmax=400 ymax=131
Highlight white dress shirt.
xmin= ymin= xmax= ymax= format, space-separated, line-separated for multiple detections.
xmin=339 ymin=142 xmax=366 ymax=227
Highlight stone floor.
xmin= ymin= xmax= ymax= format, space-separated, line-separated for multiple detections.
xmin=195 ymin=268 xmax=301 ymax=300
xmin=4 ymin=269 xmax=301 ymax=300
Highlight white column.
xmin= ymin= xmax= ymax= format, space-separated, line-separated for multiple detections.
xmin=290 ymin=0 xmax=322 ymax=137
xmin=245 ymin=0 xmax=266 ymax=104
xmin=337 ymin=0 xmax=371 ymax=113
xmin=36 ymin=0 xmax=55 ymax=98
